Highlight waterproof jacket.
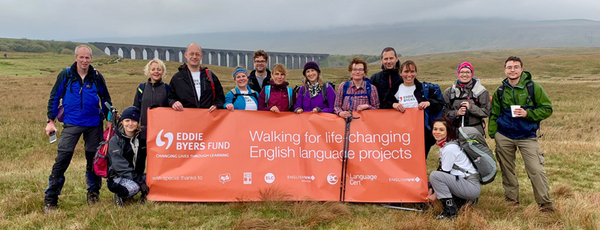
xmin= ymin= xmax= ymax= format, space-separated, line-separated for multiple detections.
xmin=442 ymin=78 xmax=491 ymax=134
xmin=133 ymin=79 xmax=169 ymax=139
xmin=248 ymin=69 xmax=272 ymax=93
xmin=370 ymin=67 xmax=401 ymax=104
xmin=107 ymin=127 xmax=145 ymax=182
xmin=47 ymin=62 xmax=111 ymax=127
xmin=168 ymin=64 xmax=225 ymax=109
xmin=258 ymin=81 xmax=295 ymax=112
xmin=382 ymin=78 xmax=444 ymax=128
xmin=223 ymin=86 xmax=259 ymax=110
xmin=294 ymin=83 xmax=336 ymax=113
xmin=489 ymin=71 xmax=552 ymax=139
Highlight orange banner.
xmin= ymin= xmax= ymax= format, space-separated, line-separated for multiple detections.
xmin=146 ymin=108 xmax=427 ymax=203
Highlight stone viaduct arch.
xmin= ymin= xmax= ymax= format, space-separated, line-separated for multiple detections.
xmin=90 ymin=42 xmax=328 ymax=69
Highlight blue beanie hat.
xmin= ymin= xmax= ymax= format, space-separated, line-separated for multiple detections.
xmin=303 ymin=61 xmax=321 ymax=76
xmin=121 ymin=106 xmax=140 ymax=122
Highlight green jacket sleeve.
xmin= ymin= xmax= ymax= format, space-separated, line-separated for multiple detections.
xmin=488 ymin=87 xmax=501 ymax=138
xmin=525 ymin=83 xmax=552 ymax=122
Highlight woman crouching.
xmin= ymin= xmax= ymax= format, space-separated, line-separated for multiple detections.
xmin=107 ymin=106 xmax=149 ymax=206
xmin=428 ymin=116 xmax=480 ymax=219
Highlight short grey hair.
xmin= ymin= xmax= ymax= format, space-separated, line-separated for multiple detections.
xmin=75 ymin=45 xmax=93 ymax=57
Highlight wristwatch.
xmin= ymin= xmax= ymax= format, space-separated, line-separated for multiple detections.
xmin=47 ymin=118 xmax=53 ymax=123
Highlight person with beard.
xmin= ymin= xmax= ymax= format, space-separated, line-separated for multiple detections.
xmin=168 ymin=43 xmax=225 ymax=112
xmin=370 ymin=47 xmax=401 ymax=104
xmin=258 ymin=63 xmax=295 ymax=113
xmin=442 ymin=62 xmax=491 ymax=134
xmin=248 ymin=50 xmax=272 ymax=93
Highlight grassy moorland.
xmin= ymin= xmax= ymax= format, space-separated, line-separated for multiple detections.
xmin=0 ymin=48 xmax=599 ymax=229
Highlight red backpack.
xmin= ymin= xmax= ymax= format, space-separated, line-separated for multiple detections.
xmin=93 ymin=103 xmax=118 ymax=178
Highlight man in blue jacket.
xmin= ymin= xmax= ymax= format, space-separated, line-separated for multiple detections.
xmin=44 ymin=45 xmax=112 ymax=213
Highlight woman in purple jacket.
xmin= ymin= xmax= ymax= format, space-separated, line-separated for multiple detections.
xmin=294 ymin=62 xmax=336 ymax=114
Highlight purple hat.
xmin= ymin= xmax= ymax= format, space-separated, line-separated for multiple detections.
xmin=303 ymin=61 xmax=321 ymax=76
xmin=457 ymin=62 xmax=474 ymax=78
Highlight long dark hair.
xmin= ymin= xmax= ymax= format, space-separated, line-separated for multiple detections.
xmin=433 ymin=116 xmax=456 ymax=141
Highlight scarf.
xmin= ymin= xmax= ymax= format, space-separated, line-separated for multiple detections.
xmin=308 ymin=82 xmax=322 ymax=98
xmin=435 ymin=138 xmax=447 ymax=147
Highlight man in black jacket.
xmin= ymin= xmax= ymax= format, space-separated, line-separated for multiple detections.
xmin=370 ymin=47 xmax=401 ymax=104
xmin=248 ymin=50 xmax=272 ymax=93
xmin=168 ymin=43 xmax=225 ymax=112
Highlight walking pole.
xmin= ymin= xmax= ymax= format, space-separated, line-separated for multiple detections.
xmin=339 ymin=111 xmax=358 ymax=202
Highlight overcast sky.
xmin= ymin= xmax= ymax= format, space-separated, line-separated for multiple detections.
xmin=2 ymin=0 xmax=600 ymax=41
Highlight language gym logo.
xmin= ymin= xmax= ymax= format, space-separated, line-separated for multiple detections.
xmin=264 ymin=173 xmax=275 ymax=184
xmin=327 ymin=173 xmax=338 ymax=185
xmin=156 ymin=129 xmax=174 ymax=149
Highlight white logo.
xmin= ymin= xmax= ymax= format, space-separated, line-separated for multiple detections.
xmin=156 ymin=129 xmax=173 ymax=149
xmin=243 ymin=172 xmax=252 ymax=185
xmin=415 ymin=177 xmax=420 ymax=182
xmin=264 ymin=173 xmax=275 ymax=184
xmin=219 ymin=173 xmax=231 ymax=184
xmin=327 ymin=173 xmax=338 ymax=185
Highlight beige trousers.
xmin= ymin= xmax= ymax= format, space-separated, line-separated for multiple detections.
xmin=494 ymin=132 xmax=552 ymax=205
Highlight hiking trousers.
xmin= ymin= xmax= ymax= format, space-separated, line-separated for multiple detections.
xmin=45 ymin=124 xmax=103 ymax=203
xmin=429 ymin=171 xmax=481 ymax=200
xmin=494 ymin=132 xmax=552 ymax=206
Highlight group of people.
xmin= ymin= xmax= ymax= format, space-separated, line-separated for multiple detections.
xmin=43 ymin=44 xmax=555 ymax=218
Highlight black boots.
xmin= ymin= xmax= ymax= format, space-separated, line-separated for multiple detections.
xmin=437 ymin=198 xmax=458 ymax=219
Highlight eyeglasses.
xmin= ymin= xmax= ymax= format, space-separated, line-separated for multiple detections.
xmin=505 ymin=65 xmax=521 ymax=70
xmin=351 ymin=68 xmax=365 ymax=72
xmin=255 ymin=60 xmax=267 ymax=63
xmin=459 ymin=71 xmax=472 ymax=75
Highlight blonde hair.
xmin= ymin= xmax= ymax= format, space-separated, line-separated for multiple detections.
xmin=143 ymin=58 xmax=166 ymax=79
xmin=74 ymin=45 xmax=93 ymax=57
xmin=272 ymin=63 xmax=287 ymax=75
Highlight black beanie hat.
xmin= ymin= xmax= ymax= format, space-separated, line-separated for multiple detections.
xmin=121 ymin=106 xmax=140 ymax=122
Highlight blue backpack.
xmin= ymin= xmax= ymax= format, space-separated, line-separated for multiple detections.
xmin=342 ymin=79 xmax=373 ymax=108
xmin=264 ymin=85 xmax=294 ymax=110
xmin=422 ymin=82 xmax=444 ymax=130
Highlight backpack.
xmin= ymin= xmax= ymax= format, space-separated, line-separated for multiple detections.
xmin=456 ymin=126 xmax=497 ymax=185
xmin=422 ymin=82 xmax=445 ymax=130
xmin=203 ymin=68 xmax=216 ymax=102
xmin=299 ymin=82 xmax=335 ymax=105
xmin=230 ymin=88 xmax=258 ymax=104
xmin=56 ymin=67 xmax=103 ymax=122
xmin=342 ymin=79 xmax=372 ymax=108
xmin=137 ymin=82 xmax=170 ymax=103
xmin=496 ymin=80 xmax=536 ymax=108
xmin=93 ymin=104 xmax=119 ymax=178
xmin=264 ymin=85 xmax=294 ymax=109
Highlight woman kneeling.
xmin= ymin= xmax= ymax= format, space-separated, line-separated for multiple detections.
xmin=107 ymin=106 xmax=149 ymax=206
xmin=428 ymin=116 xmax=480 ymax=219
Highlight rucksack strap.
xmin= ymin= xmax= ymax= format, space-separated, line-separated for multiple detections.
xmin=342 ymin=80 xmax=371 ymax=109
xmin=264 ymin=85 xmax=271 ymax=104
xmin=205 ymin=68 xmax=215 ymax=102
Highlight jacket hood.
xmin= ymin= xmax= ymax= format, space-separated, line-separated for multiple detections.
xmin=502 ymin=71 xmax=532 ymax=88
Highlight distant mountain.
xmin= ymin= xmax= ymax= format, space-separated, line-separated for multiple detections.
xmin=76 ymin=19 xmax=600 ymax=56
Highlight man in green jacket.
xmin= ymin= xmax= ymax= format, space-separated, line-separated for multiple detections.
xmin=489 ymin=56 xmax=554 ymax=212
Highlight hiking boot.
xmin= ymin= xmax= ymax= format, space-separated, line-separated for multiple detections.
xmin=437 ymin=198 xmax=457 ymax=219
xmin=87 ymin=191 xmax=100 ymax=205
xmin=44 ymin=203 xmax=57 ymax=213
xmin=505 ymin=197 xmax=520 ymax=206
xmin=539 ymin=202 xmax=555 ymax=212
xmin=113 ymin=194 xmax=124 ymax=207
